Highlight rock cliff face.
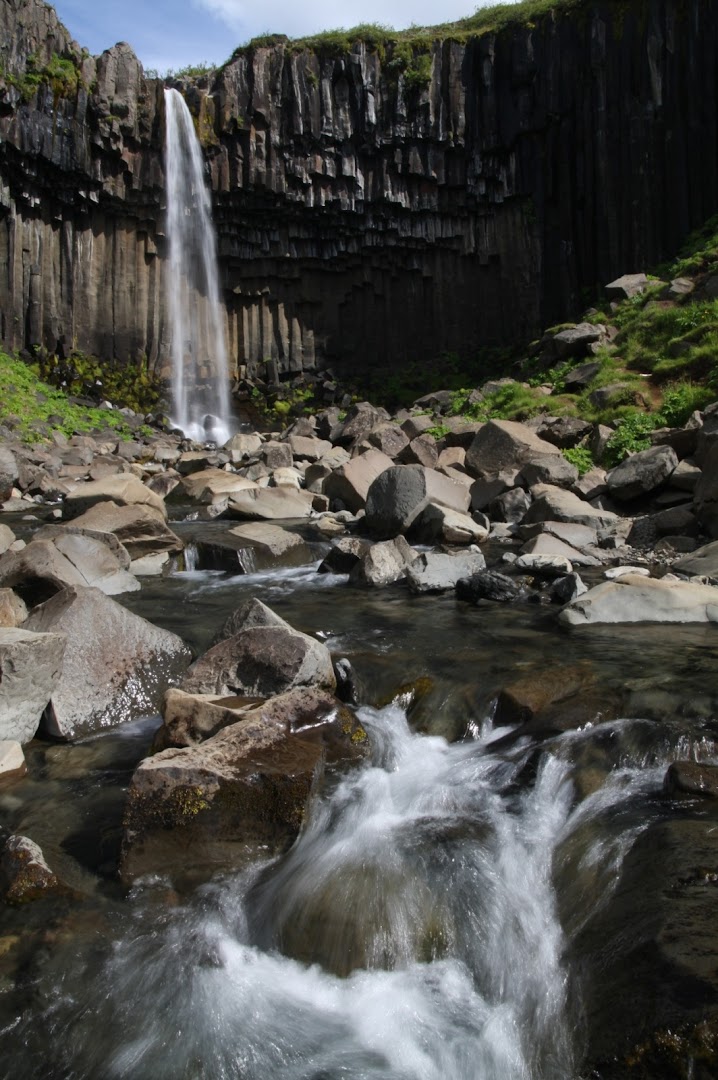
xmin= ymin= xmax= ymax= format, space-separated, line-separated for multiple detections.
xmin=0 ymin=0 xmax=716 ymax=386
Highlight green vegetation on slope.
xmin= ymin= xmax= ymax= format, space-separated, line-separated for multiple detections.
xmin=0 ymin=350 xmax=152 ymax=442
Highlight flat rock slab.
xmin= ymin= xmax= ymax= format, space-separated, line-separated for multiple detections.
xmin=406 ymin=551 xmax=486 ymax=594
xmin=64 ymin=474 xmax=167 ymax=521
xmin=0 ymin=627 xmax=66 ymax=743
xmin=559 ymin=573 xmax=718 ymax=626
xmin=227 ymin=486 xmax=315 ymax=521
xmin=179 ymin=469 xmax=258 ymax=504
xmin=24 ymin=586 xmax=191 ymax=739
xmin=227 ymin=522 xmax=312 ymax=568
xmin=61 ymin=502 xmax=183 ymax=559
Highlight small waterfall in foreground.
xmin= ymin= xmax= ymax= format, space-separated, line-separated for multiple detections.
xmin=164 ymin=87 xmax=233 ymax=444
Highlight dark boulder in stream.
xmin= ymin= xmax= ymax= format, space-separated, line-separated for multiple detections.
xmin=121 ymin=688 xmax=369 ymax=885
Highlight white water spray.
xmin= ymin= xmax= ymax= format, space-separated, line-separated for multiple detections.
xmin=164 ymin=87 xmax=233 ymax=444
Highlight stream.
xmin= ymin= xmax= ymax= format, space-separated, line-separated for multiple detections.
xmin=2 ymin=522 xmax=718 ymax=1078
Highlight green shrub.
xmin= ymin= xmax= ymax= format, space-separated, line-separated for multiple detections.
xmin=561 ymin=446 xmax=594 ymax=475
xmin=604 ymin=411 xmax=656 ymax=466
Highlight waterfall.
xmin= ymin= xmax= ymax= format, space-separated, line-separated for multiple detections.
xmin=164 ymin=87 xmax=233 ymax=445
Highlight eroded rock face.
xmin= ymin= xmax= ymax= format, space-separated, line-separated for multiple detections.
xmin=0 ymin=0 xmax=715 ymax=386
xmin=23 ymin=586 xmax=191 ymax=739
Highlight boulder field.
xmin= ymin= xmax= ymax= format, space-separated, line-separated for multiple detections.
xmin=2 ymin=385 xmax=718 ymax=885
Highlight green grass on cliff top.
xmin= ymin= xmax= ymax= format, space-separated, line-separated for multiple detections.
xmin=232 ymin=0 xmax=608 ymax=59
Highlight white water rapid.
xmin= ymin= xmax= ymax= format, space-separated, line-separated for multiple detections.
xmin=164 ymin=87 xmax=233 ymax=444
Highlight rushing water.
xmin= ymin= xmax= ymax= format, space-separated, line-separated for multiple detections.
xmin=164 ymin=88 xmax=233 ymax=444
xmin=3 ymin=542 xmax=718 ymax=1077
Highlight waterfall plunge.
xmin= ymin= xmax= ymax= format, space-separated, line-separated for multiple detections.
xmin=164 ymin=88 xmax=233 ymax=444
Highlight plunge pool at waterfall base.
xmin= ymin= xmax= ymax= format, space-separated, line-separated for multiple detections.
xmin=3 ymin=531 xmax=718 ymax=1080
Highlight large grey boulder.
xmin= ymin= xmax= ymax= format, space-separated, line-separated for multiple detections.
xmin=605 ymin=272 xmax=648 ymax=300
xmin=520 ymin=455 xmax=579 ymax=489
xmin=559 ymin=573 xmax=718 ymax=626
xmin=318 ymin=537 xmax=372 ymax=575
xmin=63 ymin=474 xmax=167 ymax=520
xmin=364 ymin=464 xmax=470 ymax=539
xmin=227 ymin=522 xmax=312 ymax=568
xmin=456 ymin=570 xmax=523 ymax=604
xmin=0 ymin=627 xmax=66 ymax=743
xmin=406 ymin=551 xmax=486 ymax=594
xmin=227 ymin=486 xmax=315 ymax=520
xmin=323 ymin=449 xmax=394 ymax=512
xmin=465 ymin=420 xmax=562 ymax=480
xmin=349 ymin=536 xmax=418 ymax=588
xmin=550 ymin=323 xmax=603 ymax=359
xmin=121 ymin=689 xmax=368 ymax=884
xmin=520 ymin=486 xmax=619 ymax=529
xmin=520 ymin=532 xmax=601 ymax=567
xmin=24 ymin=586 xmax=191 ymax=739
xmin=182 ymin=605 xmax=336 ymax=698
xmin=58 ymin=502 xmax=183 ymax=559
xmin=606 ymin=445 xmax=678 ymax=501
xmin=673 ymin=540 xmax=718 ymax=582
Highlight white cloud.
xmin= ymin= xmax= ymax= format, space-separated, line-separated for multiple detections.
xmin=193 ymin=0 xmax=491 ymax=42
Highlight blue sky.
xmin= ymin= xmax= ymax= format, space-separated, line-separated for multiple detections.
xmin=50 ymin=1 xmax=501 ymax=73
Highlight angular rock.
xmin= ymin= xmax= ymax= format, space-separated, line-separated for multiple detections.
xmin=465 ymin=419 xmax=562 ymax=480
xmin=318 ymin=537 xmax=371 ymax=574
xmin=549 ymin=572 xmax=587 ymax=604
xmin=182 ymin=613 xmax=336 ymax=699
xmin=664 ymin=761 xmax=718 ymax=799
xmin=225 ymin=485 xmax=315 ymax=520
xmin=0 ymin=627 xmax=66 ymax=743
xmin=405 ymin=551 xmax=486 ymax=594
xmin=520 ymin=486 xmax=619 ymax=529
xmin=24 ymin=586 xmax=191 ymax=739
xmin=287 ymin=435 xmax=332 ymax=461
xmin=211 ymin=597 xmax=288 ymax=645
xmin=367 ymin=423 xmax=410 ymax=459
xmin=121 ymin=690 xmax=368 ymax=883
xmin=551 ymin=323 xmax=603 ymax=359
xmin=0 ymin=835 xmax=64 ymax=905
xmin=562 ymin=361 xmax=602 ymax=392
xmin=179 ymin=468 xmax=257 ymax=504
xmin=55 ymin=502 xmax=183 ymax=559
xmin=0 ymin=523 xmax=15 ymax=555
xmin=412 ymin=503 xmax=489 ymax=545
xmin=456 ymin=570 xmax=523 ymax=604
xmin=64 ymin=474 xmax=167 ymax=520
xmin=606 ymin=445 xmax=678 ymax=501
xmin=397 ymin=434 xmax=440 ymax=469
xmin=490 ymin=488 xmax=531 ymax=524
xmin=515 ymin=553 xmax=573 ymax=577
xmin=349 ymin=536 xmax=418 ymax=588
xmin=31 ymin=527 xmax=141 ymax=595
xmin=673 ymin=540 xmax=718 ymax=583
xmin=605 ymin=273 xmax=648 ymax=300
xmin=520 ymin=455 xmax=579 ymax=488
xmin=224 ymin=432 xmax=262 ymax=462
xmin=364 ymin=464 xmax=470 ymax=539
xmin=0 ymin=588 xmax=27 ymax=627
xmin=520 ymin=532 xmax=600 ymax=567
xmin=323 ymin=449 xmax=394 ymax=513
xmin=228 ymin=522 xmax=310 ymax=562
xmin=559 ymin=573 xmax=718 ymax=626
xmin=0 ymin=740 xmax=26 ymax=781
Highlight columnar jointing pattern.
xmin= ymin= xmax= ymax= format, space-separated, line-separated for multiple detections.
xmin=0 ymin=0 xmax=715 ymax=382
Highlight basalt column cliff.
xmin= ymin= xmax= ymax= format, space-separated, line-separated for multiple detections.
xmin=0 ymin=0 xmax=716 ymax=385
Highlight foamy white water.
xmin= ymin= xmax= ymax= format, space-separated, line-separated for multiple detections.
xmin=164 ymin=88 xmax=233 ymax=444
